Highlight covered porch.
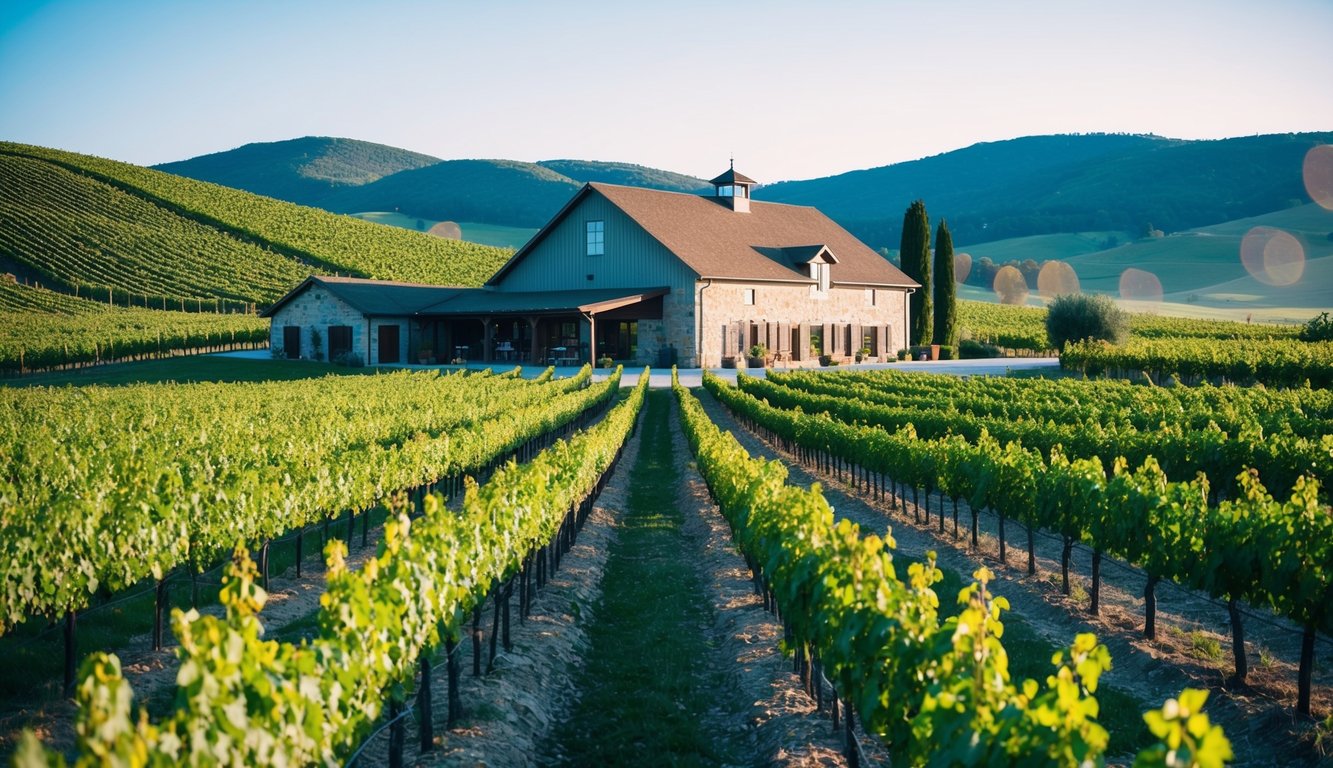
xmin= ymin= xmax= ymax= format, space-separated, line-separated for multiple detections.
xmin=411 ymin=287 xmax=668 ymax=366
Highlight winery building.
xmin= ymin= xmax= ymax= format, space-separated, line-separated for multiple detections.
xmin=262 ymin=166 xmax=917 ymax=368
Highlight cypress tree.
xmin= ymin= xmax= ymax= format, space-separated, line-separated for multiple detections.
xmin=933 ymin=219 xmax=957 ymax=347
xmin=899 ymin=200 xmax=931 ymax=346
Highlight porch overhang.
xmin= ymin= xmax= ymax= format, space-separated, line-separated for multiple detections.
xmin=414 ymin=287 xmax=670 ymax=318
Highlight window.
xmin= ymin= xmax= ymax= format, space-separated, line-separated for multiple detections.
xmin=866 ymin=288 xmax=877 ymax=306
xmin=810 ymin=262 xmax=830 ymax=295
xmin=586 ymin=220 xmax=604 ymax=256
xmin=743 ymin=288 xmax=755 ymax=305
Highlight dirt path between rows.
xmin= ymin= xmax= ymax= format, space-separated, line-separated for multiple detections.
xmin=392 ymin=392 xmax=847 ymax=766
xmin=694 ymin=385 xmax=1332 ymax=767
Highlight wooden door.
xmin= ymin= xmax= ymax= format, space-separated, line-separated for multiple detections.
xmin=282 ymin=326 xmax=301 ymax=359
xmin=378 ymin=324 xmax=400 ymax=364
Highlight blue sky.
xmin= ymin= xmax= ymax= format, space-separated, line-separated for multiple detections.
xmin=1 ymin=0 xmax=1330 ymax=181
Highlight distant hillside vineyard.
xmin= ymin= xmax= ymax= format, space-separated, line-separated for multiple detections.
xmin=0 ymin=142 xmax=512 ymax=306
xmin=0 ymin=279 xmax=266 ymax=372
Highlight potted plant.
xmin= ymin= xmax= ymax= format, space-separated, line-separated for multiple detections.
xmin=819 ymin=353 xmax=837 ymax=367
xmin=855 ymin=346 xmax=871 ymax=363
xmin=597 ymin=355 xmax=614 ymax=369
xmin=747 ymin=344 xmax=768 ymax=368
xmin=721 ymin=355 xmax=739 ymax=369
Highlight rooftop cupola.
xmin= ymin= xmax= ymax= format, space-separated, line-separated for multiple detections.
xmin=709 ymin=160 xmax=756 ymax=213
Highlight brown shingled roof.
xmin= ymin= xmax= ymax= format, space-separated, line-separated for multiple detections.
xmin=708 ymin=167 xmax=758 ymax=186
xmin=587 ymin=183 xmax=917 ymax=286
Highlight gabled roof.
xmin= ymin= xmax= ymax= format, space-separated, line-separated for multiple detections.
xmin=260 ymin=275 xmax=468 ymax=318
xmin=489 ymin=183 xmax=917 ymax=288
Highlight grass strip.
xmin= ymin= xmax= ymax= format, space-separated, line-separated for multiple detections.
xmin=543 ymin=389 xmax=742 ymax=766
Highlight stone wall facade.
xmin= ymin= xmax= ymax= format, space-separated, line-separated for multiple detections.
xmin=694 ymin=280 xmax=909 ymax=368
xmin=267 ymin=285 xmax=409 ymax=365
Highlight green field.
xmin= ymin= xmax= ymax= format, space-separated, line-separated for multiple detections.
xmin=957 ymin=203 xmax=1333 ymax=320
xmin=349 ymin=211 xmax=536 ymax=249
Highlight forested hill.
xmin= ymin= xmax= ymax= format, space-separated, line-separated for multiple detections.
xmin=155 ymin=132 xmax=1333 ymax=249
xmin=755 ymin=132 xmax=1333 ymax=249
xmin=153 ymin=136 xmax=442 ymax=207
xmin=157 ymin=138 xmax=712 ymax=228
xmin=0 ymin=142 xmax=511 ymax=306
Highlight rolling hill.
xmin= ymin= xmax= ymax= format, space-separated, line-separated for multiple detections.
xmin=153 ymin=136 xmax=442 ymax=207
xmin=319 ymin=159 xmax=582 ymax=227
xmin=956 ymin=203 xmax=1333 ymax=320
xmin=756 ymin=132 xmax=1333 ymax=249
xmin=0 ymin=142 xmax=513 ymax=306
xmin=155 ymin=139 xmax=711 ymax=229
xmin=156 ymin=133 xmax=1333 ymax=261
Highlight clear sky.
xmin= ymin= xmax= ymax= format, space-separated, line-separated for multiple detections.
xmin=1 ymin=0 xmax=1330 ymax=182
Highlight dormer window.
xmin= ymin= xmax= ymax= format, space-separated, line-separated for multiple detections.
xmin=586 ymin=220 xmax=604 ymax=256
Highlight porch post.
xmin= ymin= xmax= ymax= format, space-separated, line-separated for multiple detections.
xmin=527 ymin=317 xmax=540 ymax=364
xmin=586 ymin=313 xmax=596 ymax=365
xmin=482 ymin=317 xmax=494 ymax=362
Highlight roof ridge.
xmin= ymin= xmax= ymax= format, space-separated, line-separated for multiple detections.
xmin=590 ymin=181 xmax=816 ymax=210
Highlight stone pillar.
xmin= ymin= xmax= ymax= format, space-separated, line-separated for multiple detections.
xmin=482 ymin=317 xmax=494 ymax=362
xmin=796 ymin=323 xmax=810 ymax=362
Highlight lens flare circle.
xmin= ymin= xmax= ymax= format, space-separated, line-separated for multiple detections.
xmin=954 ymin=252 xmax=972 ymax=284
xmin=1037 ymin=261 xmax=1080 ymax=298
xmin=992 ymin=265 xmax=1029 ymax=305
xmin=1119 ymin=268 xmax=1163 ymax=303
xmin=1240 ymin=226 xmax=1305 ymax=286
xmin=1304 ymin=144 xmax=1333 ymax=211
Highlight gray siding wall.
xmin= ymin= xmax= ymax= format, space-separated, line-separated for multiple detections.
xmin=499 ymin=190 xmax=700 ymax=366
xmin=498 ymin=192 xmax=698 ymax=293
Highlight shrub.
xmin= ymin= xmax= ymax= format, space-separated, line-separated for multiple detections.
xmin=937 ymin=344 xmax=955 ymax=360
xmin=748 ymin=344 xmax=768 ymax=359
xmin=597 ymin=355 xmax=614 ymax=369
xmin=896 ymin=348 xmax=908 ymax=361
xmin=1046 ymin=293 xmax=1128 ymax=350
xmin=959 ymin=339 xmax=1001 ymax=359
xmin=1298 ymin=311 xmax=1333 ymax=342
xmin=819 ymin=354 xmax=836 ymax=366
xmin=333 ymin=351 xmax=365 ymax=368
